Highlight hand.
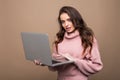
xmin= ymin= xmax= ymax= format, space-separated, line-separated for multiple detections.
xmin=33 ymin=59 xmax=45 ymax=66
xmin=52 ymin=54 xmax=67 ymax=62
xmin=61 ymin=54 xmax=75 ymax=62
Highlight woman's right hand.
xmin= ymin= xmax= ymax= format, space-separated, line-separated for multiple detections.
xmin=33 ymin=59 xmax=45 ymax=66
xmin=34 ymin=59 xmax=40 ymax=65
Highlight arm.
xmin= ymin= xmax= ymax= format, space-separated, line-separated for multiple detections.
xmin=74 ymin=38 xmax=103 ymax=76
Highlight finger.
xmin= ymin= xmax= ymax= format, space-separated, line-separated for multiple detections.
xmin=55 ymin=54 xmax=65 ymax=60
xmin=40 ymin=63 xmax=42 ymax=65
xmin=61 ymin=54 xmax=73 ymax=61
xmin=34 ymin=60 xmax=40 ymax=65
xmin=40 ymin=63 xmax=46 ymax=66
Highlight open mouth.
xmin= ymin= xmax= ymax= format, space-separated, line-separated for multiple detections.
xmin=66 ymin=27 xmax=71 ymax=32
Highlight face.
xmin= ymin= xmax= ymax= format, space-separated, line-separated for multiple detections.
xmin=60 ymin=13 xmax=75 ymax=33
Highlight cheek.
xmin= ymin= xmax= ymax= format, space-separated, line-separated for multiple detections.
xmin=70 ymin=23 xmax=75 ymax=29
xmin=62 ymin=24 xmax=66 ymax=29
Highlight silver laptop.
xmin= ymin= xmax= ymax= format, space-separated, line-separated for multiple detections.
xmin=21 ymin=32 xmax=74 ymax=67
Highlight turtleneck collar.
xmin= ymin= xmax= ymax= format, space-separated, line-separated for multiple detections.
xmin=64 ymin=30 xmax=80 ymax=39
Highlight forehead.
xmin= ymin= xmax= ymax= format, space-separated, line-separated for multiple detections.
xmin=60 ymin=13 xmax=70 ymax=20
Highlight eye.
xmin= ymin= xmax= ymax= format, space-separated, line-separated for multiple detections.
xmin=67 ymin=18 xmax=72 ymax=22
xmin=61 ymin=20 xmax=65 ymax=24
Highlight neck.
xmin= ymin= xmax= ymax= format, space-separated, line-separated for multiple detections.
xmin=64 ymin=29 xmax=79 ymax=39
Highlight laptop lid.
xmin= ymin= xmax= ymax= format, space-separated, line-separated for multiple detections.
xmin=21 ymin=32 xmax=74 ymax=67
xmin=21 ymin=32 xmax=53 ymax=66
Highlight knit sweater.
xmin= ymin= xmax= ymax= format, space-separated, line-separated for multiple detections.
xmin=49 ymin=30 xmax=103 ymax=80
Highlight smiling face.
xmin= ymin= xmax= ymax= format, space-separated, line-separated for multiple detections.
xmin=60 ymin=13 xmax=75 ymax=33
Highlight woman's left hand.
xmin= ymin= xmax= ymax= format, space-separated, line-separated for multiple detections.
xmin=61 ymin=54 xmax=75 ymax=62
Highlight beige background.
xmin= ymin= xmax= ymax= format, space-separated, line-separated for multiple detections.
xmin=0 ymin=0 xmax=120 ymax=80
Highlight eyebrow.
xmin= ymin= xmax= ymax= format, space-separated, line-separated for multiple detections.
xmin=60 ymin=17 xmax=71 ymax=21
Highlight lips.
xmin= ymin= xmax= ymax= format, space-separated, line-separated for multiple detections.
xmin=66 ymin=26 xmax=71 ymax=31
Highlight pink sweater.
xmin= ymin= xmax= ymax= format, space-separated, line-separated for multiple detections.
xmin=49 ymin=30 xmax=103 ymax=80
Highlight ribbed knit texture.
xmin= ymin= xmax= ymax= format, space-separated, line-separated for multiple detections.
xmin=50 ymin=30 xmax=103 ymax=80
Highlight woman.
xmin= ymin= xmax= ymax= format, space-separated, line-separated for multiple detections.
xmin=35 ymin=6 xmax=103 ymax=80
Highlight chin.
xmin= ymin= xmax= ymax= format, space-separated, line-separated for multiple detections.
xmin=67 ymin=30 xmax=76 ymax=34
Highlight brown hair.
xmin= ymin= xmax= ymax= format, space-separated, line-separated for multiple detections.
xmin=54 ymin=6 xmax=94 ymax=55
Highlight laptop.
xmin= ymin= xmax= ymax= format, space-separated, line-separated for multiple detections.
xmin=21 ymin=32 xmax=74 ymax=67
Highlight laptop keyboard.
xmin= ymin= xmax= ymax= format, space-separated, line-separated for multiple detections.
xmin=52 ymin=60 xmax=61 ymax=64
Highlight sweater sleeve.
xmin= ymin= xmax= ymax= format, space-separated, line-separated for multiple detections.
xmin=74 ymin=38 xmax=103 ymax=76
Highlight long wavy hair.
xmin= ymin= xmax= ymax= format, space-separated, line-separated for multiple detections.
xmin=54 ymin=6 xmax=94 ymax=55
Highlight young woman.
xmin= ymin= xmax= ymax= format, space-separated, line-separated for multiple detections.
xmin=34 ymin=6 xmax=103 ymax=80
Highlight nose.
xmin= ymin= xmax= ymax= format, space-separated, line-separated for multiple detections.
xmin=65 ymin=21 xmax=68 ymax=26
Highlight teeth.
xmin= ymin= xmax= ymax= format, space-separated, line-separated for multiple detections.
xmin=66 ymin=27 xmax=71 ymax=31
xmin=66 ymin=26 xmax=70 ymax=29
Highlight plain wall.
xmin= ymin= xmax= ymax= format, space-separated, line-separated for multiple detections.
xmin=0 ymin=0 xmax=120 ymax=80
